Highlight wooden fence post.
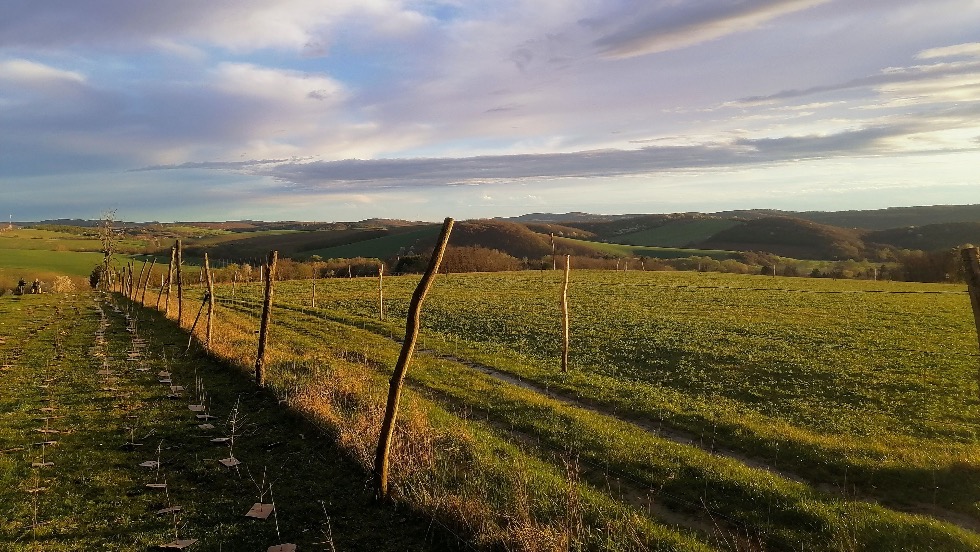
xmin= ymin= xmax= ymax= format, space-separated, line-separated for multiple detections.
xmin=162 ymin=245 xmax=175 ymax=314
xmin=379 ymin=263 xmax=385 ymax=321
xmin=561 ymin=255 xmax=571 ymax=373
xmin=961 ymin=247 xmax=980 ymax=400
xmin=374 ymin=217 xmax=454 ymax=500
xmin=205 ymin=253 xmax=215 ymax=351
xmin=135 ymin=261 xmax=148 ymax=301
xmin=140 ymin=259 xmax=155 ymax=306
xmin=176 ymin=239 xmax=183 ymax=326
xmin=254 ymin=250 xmax=278 ymax=388
xmin=311 ymin=273 xmax=317 ymax=309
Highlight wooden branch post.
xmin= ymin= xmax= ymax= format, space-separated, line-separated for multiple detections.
xmin=204 ymin=253 xmax=215 ymax=351
xmin=140 ymin=259 xmax=155 ymax=306
xmin=961 ymin=247 xmax=980 ymax=400
xmin=135 ymin=261 xmax=148 ymax=302
xmin=254 ymin=250 xmax=278 ymax=388
xmin=374 ymin=218 xmax=454 ymax=500
xmin=378 ymin=263 xmax=385 ymax=321
xmin=176 ymin=239 xmax=183 ymax=326
xmin=162 ymin=245 xmax=175 ymax=314
xmin=561 ymin=255 xmax=571 ymax=373
xmin=311 ymin=274 xmax=316 ymax=309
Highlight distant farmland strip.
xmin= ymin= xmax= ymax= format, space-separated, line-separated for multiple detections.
xmin=557 ymin=237 xmax=737 ymax=260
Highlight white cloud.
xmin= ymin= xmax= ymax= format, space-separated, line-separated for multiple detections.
xmin=917 ymin=42 xmax=980 ymax=60
xmin=0 ymin=59 xmax=85 ymax=84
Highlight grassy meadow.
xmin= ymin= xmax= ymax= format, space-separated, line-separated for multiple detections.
xmin=2 ymin=220 xmax=979 ymax=551
xmin=184 ymin=268 xmax=980 ymax=550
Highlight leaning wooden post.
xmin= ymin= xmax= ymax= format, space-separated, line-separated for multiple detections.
xmin=561 ymin=254 xmax=571 ymax=373
xmin=374 ymin=217 xmax=453 ymax=500
xmin=140 ymin=259 xmax=155 ymax=306
xmin=135 ymin=261 xmax=148 ymax=302
xmin=254 ymin=250 xmax=278 ymax=388
xmin=961 ymin=247 xmax=980 ymax=400
xmin=378 ymin=263 xmax=385 ymax=321
xmin=204 ymin=253 xmax=215 ymax=352
xmin=162 ymin=245 xmax=175 ymax=314
xmin=176 ymin=239 xmax=183 ymax=326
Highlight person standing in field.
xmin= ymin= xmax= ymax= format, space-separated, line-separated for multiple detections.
xmin=31 ymin=279 xmax=41 ymax=294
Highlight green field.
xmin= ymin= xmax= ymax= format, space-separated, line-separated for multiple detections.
xmin=559 ymin=237 xmax=738 ymax=260
xmin=616 ymin=219 xmax=742 ymax=247
xmin=304 ymin=225 xmax=441 ymax=259
xmin=0 ymin=249 xmax=107 ymax=277
xmin=199 ymin=269 xmax=980 ymax=550
xmin=0 ymin=228 xmax=147 ymax=253
xmin=4 ymin=238 xmax=980 ymax=551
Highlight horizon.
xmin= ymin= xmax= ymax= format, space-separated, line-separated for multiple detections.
xmin=3 ymin=3 xmax=979 ymax=221
xmin=10 ymin=201 xmax=980 ymax=226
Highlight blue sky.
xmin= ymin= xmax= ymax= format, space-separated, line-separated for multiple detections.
xmin=2 ymin=1 xmax=979 ymax=222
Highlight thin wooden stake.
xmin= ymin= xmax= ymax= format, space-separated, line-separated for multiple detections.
xmin=378 ymin=263 xmax=385 ymax=321
xmin=255 ymin=250 xmax=278 ymax=388
xmin=141 ymin=259 xmax=156 ymax=306
xmin=374 ymin=218 xmax=453 ymax=500
xmin=162 ymin=245 xmax=175 ymax=314
xmin=961 ymin=247 xmax=980 ymax=400
xmin=135 ymin=261 xmax=148 ymax=301
xmin=204 ymin=253 xmax=215 ymax=351
xmin=176 ymin=239 xmax=183 ymax=326
xmin=561 ymin=254 xmax=571 ymax=373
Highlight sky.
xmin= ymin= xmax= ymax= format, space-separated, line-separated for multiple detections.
xmin=2 ymin=1 xmax=979 ymax=222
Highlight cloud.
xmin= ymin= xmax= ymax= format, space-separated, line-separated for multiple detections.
xmin=728 ymin=56 xmax=980 ymax=106
xmin=916 ymin=42 xmax=980 ymax=60
xmin=189 ymin=124 xmax=920 ymax=191
xmin=0 ymin=59 xmax=85 ymax=83
xmin=593 ymin=0 xmax=831 ymax=59
xmin=0 ymin=0 xmax=430 ymax=53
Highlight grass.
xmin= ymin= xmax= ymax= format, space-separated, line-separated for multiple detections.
xmin=218 ymin=270 xmax=980 ymax=534
xmin=0 ymin=292 xmax=462 ymax=550
xmin=197 ymin=271 xmax=980 ymax=551
xmin=5 ymin=265 xmax=980 ymax=550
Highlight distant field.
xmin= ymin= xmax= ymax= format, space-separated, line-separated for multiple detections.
xmin=616 ymin=219 xmax=741 ymax=247
xmin=559 ymin=236 xmax=737 ymax=259
xmin=0 ymin=248 xmax=106 ymax=277
xmin=304 ymin=225 xmax=441 ymax=259
xmin=0 ymin=228 xmax=147 ymax=253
